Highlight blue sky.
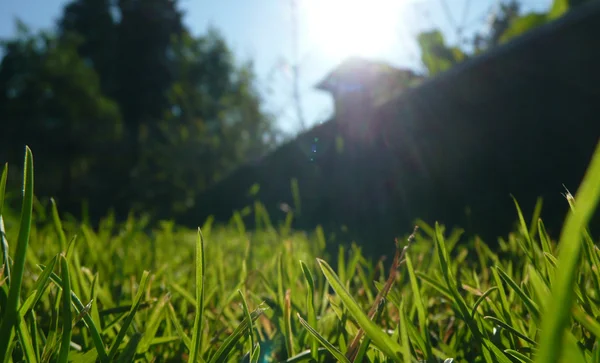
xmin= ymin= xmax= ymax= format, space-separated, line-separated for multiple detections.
xmin=0 ymin=0 xmax=552 ymax=135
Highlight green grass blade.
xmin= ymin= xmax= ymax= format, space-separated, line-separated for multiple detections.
xmin=572 ymin=305 xmax=600 ymax=339
xmin=107 ymin=270 xmax=150 ymax=360
xmin=19 ymin=255 xmax=58 ymax=318
xmin=504 ymin=349 xmax=534 ymax=363
xmin=297 ymin=313 xmax=350 ymax=363
xmin=189 ymin=228 xmax=206 ymax=363
xmin=405 ymin=254 xmax=434 ymax=360
xmin=284 ymin=348 xmax=328 ymax=363
xmin=398 ymin=301 xmax=412 ymax=361
xmin=58 ymin=255 xmax=72 ymax=363
xmin=283 ymin=288 xmax=295 ymax=357
xmin=137 ymin=293 xmax=170 ymax=354
xmin=237 ymin=289 xmax=255 ymax=351
xmin=115 ymin=332 xmax=142 ymax=363
xmin=0 ymin=162 xmax=7 ymax=218
xmin=316 ymin=258 xmax=402 ymax=361
xmin=0 ymin=216 xmax=10 ymax=289
xmin=250 ymin=343 xmax=261 ymax=363
xmin=416 ymin=272 xmax=453 ymax=300
xmin=535 ymin=141 xmax=600 ymax=363
xmin=483 ymin=316 xmax=537 ymax=346
xmin=0 ymin=146 xmax=34 ymax=359
xmin=16 ymin=315 xmax=36 ymax=363
xmin=0 ymin=163 xmax=8 ymax=284
xmin=471 ymin=286 xmax=498 ymax=319
xmin=300 ymin=260 xmax=318 ymax=361
xmin=40 ymin=265 xmax=109 ymax=362
xmin=207 ymin=308 xmax=265 ymax=363
xmin=50 ymin=199 xmax=68 ymax=253
xmin=167 ymin=303 xmax=191 ymax=349
xmin=495 ymin=266 xmax=540 ymax=322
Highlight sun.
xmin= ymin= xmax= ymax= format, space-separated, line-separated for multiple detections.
xmin=302 ymin=0 xmax=405 ymax=60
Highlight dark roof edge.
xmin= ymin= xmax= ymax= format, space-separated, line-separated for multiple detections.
xmin=377 ymin=0 xmax=600 ymax=109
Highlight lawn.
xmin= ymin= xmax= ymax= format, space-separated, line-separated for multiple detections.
xmin=1 ymin=142 xmax=600 ymax=362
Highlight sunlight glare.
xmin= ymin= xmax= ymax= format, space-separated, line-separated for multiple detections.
xmin=303 ymin=0 xmax=405 ymax=59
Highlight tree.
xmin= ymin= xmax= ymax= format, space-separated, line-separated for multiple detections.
xmin=113 ymin=0 xmax=185 ymax=160
xmin=0 ymin=23 xmax=122 ymax=213
xmin=132 ymin=29 xmax=279 ymax=217
xmin=58 ymin=0 xmax=116 ymax=96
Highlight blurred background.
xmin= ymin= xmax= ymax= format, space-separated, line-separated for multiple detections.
xmin=1 ymin=0 xmax=597 ymax=254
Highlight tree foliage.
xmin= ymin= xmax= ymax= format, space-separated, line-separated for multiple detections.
xmin=417 ymin=0 xmax=593 ymax=77
xmin=0 ymin=0 xmax=278 ymax=221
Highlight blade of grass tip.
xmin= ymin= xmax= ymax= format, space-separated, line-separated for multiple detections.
xmin=535 ymin=142 xmax=600 ymax=363
xmin=529 ymin=197 xmax=543 ymax=239
xmin=0 ymin=146 xmax=33 ymax=359
xmin=300 ymin=261 xmax=318 ymax=361
xmin=189 ymin=227 xmax=205 ymax=363
xmin=511 ymin=196 xmax=538 ymax=269
xmin=207 ymin=308 xmax=265 ymax=363
xmin=58 ymin=255 xmax=72 ymax=363
xmin=317 ymin=258 xmax=403 ymax=362
xmin=297 ymin=313 xmax=350 ymax=363
xmin=50 ymin=198 xmax=68 ymax=253
xmin=107 ymin=270 xmax=150 ymax=361
xmin=238 ymin=289 xmax=255 ymax=352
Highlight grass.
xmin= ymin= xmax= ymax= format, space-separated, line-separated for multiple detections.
xmin=0 ymin=141 xmax=599 ymax=362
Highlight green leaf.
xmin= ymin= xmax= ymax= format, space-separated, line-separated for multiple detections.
xmin=548 ymin=0 xmax=569 ymax=20
xmin=499 ymin=13 xmax=548 ymax=44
